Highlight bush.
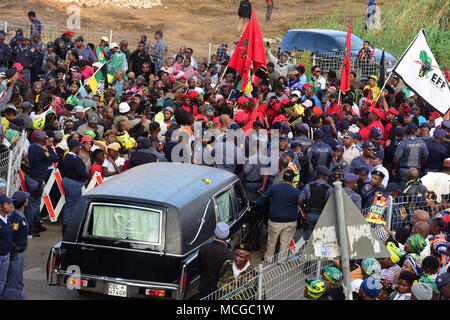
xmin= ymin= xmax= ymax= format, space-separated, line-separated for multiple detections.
xmin=291 ymin=0 xmax=449 ymax=66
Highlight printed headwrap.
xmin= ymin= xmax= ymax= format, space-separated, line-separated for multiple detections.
xmin=408 ymin=234 xmax=428 ymax=253
xmin=362 ymin=258 xmax=381 ymax=277
xmin=386 ymin=242 xmax=402 ymax=264
xmin=419 ymin=274 xmax=439 ymax=294
xmin=405 ymin=253 xmax=423 ymax=276
xmin=360 ymin=277 xmax=382 ymax=298
xmin=322 ymin=266 xmax=342 ymax=285
xmin=306 ymin=278 xmax=326 ymax=299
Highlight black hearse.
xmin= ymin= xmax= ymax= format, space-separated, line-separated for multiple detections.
xmin=46 ymin=163 xmax=262 ymax=299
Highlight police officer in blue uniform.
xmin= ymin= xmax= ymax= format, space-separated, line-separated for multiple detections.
xmin=292 ymin=123 xmax=313 ymax=154
xmin=0 ymin=194 xmax=14 ymax=297
xmin=321 ymin=125 xmax=340 ymax=150
xmin=393 ymin=123 xmax=429 ymax=182
xmin=306 ymin=130 xmax=334 ymax=181
xmin=423 ymin=128 xmax=448 ymax=174
xmin=343 ymin=173 xmax=362 ymax=210
xmin=30 ymin=32 xmax=46 ymax=85
xmin=350 ymin=140 xmax=376 ymax=174
xmin=330 ymin=144 xmax=350 ymax=174
xmin=384 ymin=126 xmax=405 ymax=174
xmin=4 ymin=191 xmax=29 ymax=292
xmin=61 ymin=139 xmax=91 ymax=236
xmin=12 ymin=36 xmax=32 ymax=88
xmin=359 ymin=170 xmax=387 ymax=209
xmin=299 ymin=165 xmax=333 ymax=241
xmin=8 ymin=29 xmax=23 ymax=52
xmin=25 ymin=130 xmax=58 ymax=237
xmin=0 ymin=31 xmax=11 ymax=72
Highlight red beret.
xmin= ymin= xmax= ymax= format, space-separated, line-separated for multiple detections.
xmin=180 ymin=93 xmax=189 ymax=99
xmin=248 ymin=97 xmax=256 ymax=104
xmin=189 ymin=90 xmax=199 ymax=99
xmin=371 ymin=107 xmax=385 ymax=120
xmin=400 ymin=103 xmax=411 ymax=113
xmin=281 ymin=98 xmax=290 ymax=105
xmin=235 ymin=111 xmax=248 ymax=124
xmin=272 ymin=103 xmax=282 ymax=111
xmin=302 ymin=83 xmax=312 ymax=90
xmin=430 ymin=112 xmax=441 ymax=118
xmin=64 ymin=30 xmax=74 ymax=36
xmin=387 ymin=108 xmax=399 ymax=115
xmin=298 ymin=63 xmax=305 ymax=67
xmin=237 ymin=96 xmax=248 ymax=105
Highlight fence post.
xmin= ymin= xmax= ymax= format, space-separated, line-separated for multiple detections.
xmin=315 ymin=260 xmax=322 ymax=278
xmin=4 ymin=21 xmax=7 ymax=33
xmin=6 ymin=150 xmax=13 ymax=197
xmin=109 ymin=30 xmax=113 ymax=44
xmin=386 ymin=195 xmax=394 ymax=230
xmin=312 ymin=53 xmax=316 ymax=67
xmin=257 ymin=263 xmax=263 ymax=300
xmin=333 ymin=181 xmax=353 ymax=300
xmin=208 ymin=42 xmax=212 ymax=64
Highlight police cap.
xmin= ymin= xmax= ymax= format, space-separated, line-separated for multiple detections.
xmin=371 ymin=170 xmax=385 ymax=179
xmin=363 ymin=140 xmax=376 ymax=150
xmin=343 ymin=173 xmax=359 ymax=183
xmin=234 ymin=243 xmax=252 ymax=253
xmin=317 ymin=165 xmax=330 ymax=177
xmin=334 ymin=144 xmax=344 ymax=152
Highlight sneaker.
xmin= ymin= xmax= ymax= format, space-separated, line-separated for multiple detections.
xmin=35 ymin=222 xmax=47 ymax=233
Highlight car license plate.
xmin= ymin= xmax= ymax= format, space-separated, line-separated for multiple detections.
xmin=107 ymin=283 xmax=127 ymax=297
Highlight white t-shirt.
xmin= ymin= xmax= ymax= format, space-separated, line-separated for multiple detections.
xmin=102 ymin=157 xmax=125 ymax=181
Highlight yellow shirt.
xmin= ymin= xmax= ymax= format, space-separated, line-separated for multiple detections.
xmin=363 ymin=85 xmax=380 ymax=102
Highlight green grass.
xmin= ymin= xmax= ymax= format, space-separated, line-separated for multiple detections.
xmin=291 ymin=0 xmax=449 ymax=66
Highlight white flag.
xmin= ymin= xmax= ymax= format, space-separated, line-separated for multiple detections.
xmin=394 ymin=29 xmax=450 ymax=115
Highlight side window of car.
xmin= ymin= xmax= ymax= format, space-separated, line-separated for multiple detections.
xmin=233 ymin=183 xmax=246 ymax=215
xmin=315 ymin=34 xmax=334 ymax=50
xmin=215 ymin=189 xmax=236 ymax=224
xmin=293 ymin=32 xmax=315 ymax=49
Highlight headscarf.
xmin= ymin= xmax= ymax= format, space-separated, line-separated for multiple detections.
xmin=322 ymin=266 xmax=343 ymax=285
xmin=305 ymin=278 xmax=326 ymax=299
xmin=405 ymin=253 xmax=423 ymax=276
xmin=408 ymin=234 xmax=428 ymax=253
xmin=386 ymin=242 xmax=402 ymax=264
xmin=419 ymin=274 xmax=439 ymax=294
xmin=360 ymin=277 xmax=382 ymax=298
xmin=362 ymin=258 xmax=381 ymax=277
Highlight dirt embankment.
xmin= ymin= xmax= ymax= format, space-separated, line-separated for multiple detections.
xmin=0 ymin=0 xmax=372 ymax=58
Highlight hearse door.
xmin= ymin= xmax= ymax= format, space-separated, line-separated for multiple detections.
xmin=213 ymin=187 xmax=241 ymax=248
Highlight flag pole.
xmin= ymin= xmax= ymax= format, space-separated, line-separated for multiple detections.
xmin=75 ymin=61 xmax=107 ymax=97
xmin=213 ymin=65 xmax=229 ymax=93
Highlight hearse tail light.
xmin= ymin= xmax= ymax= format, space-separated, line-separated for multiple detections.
xmin=69 ymin=279 xmax=88 ymax=287
xmin=145 ymin=289 xmax=165 ymax=297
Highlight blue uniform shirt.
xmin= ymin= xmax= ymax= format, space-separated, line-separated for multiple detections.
xmin=0 ymin=43 xmax=11 ymax=67
xmin=394 ymin=135 xmax=429 ymax=168
xmin=424 ymin=139 xmax=448 ymax=171
xmin=306 ymin=141 xmax=334 ymax=170
xmin=13 ymin=45 xmax=33 ymax=69
xmin=30 ymin=19 xmax=42 ymax=35
xmin=344 ymin=186 xmax=362 ymax=210
xmin=350 ymin=155 xmax=373 ymax=174
xmin=27 ymin=143 xmax=58 ymax=180
xmin=291 ymin=135 xmax=313 ymax=154
xmin=9 ymin=209 xmax=28 ymax=251
xmin=299 ymin=179 xmax=333 ymax=201
xmin=0 ymin=214 xmax=13 ymax=256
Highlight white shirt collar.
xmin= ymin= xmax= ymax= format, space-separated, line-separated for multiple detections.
xmin=232 ymin=261 xmax=250 ymax=278
xmin=0 ymin=214 xmax=7 ymax=224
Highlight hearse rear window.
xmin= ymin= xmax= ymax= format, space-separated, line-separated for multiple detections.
xmin=88 ymin=204 xmax=162 ymax=245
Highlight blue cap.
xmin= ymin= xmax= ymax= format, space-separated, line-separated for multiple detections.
xmin=317 ymin=165 xmax=330 ymax=177
xmin=279 ymin=133 xmax=290 ymax=140
xmin=282 ymin=150 xmax=296 ymax=158
xmin=369 ymin=126 xmax=383 ymax=138
xmin=228 ymin=122 xmax=241 ymax=130
xmin=353 ymin=132 xmax=362 ymax=141
xmin=149 ymin=135 xmax=160 ymax=143
xmin=442 ymin=120 xmax=450 ymax=129
xmin=321 ymin=125 xmax=331 ymax=133
xmin=334 ymin=144 xmax=344 ymax=152
xmin=295 ymin=123 xmax=309 ymax=132
xmin=15 ymin=35 xmax=25 ymax=41
xmin=433 ymin=128 xmax=447 ymax=139
xmin=394 ymin=126 xmax=405 ymax=137
xmin=281 ymin=123 xmax=291 ymax=133
xmin=21 ymin=102 xmax=33 ymax=110
xmin=290 ymin=140 xmax=302 ymax=148
xmin=436 ymin=270 xmax=450 ymax=288
xmin=355 ymin=166 xmax=369 ymax=174
xmin=15 ymin=29 xmax=23 ymax=36
xmin=386 ymin=183 xmax=401 ymax=193
xmin=419 ymin=122 xmax=431 ymax=129
xmin=343 ymin=173 xmax=359 ymax=183
xmin=337 ymin=120 xmax=350 ymax=131
xmin=11 ymin=191 xmax=30 ymax=205
xmin=138 ymin=137 xmax=152 ymax=149
xmin=371 ymin=149 xmax=385 ymax=160
xmin=363 ymin=140 xmax=376 ymax=150
xmin=406 ymin=122 xmax=418 ymax=131
xmin=155 ymin=30 xmax=163 ymax=36
xmin=68 ymin=139 xmax=83 ymax=149
xmin=0 ymin=194 xmax=13 ymax=204
xmin=371 ymin=169 xmax=385 ymax=179
xmin=314 ymin=130 xmax=324 ymax=139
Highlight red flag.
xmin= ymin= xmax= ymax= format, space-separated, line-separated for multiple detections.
xmin=290 ymin=240 xmax=296 ymax=251
xmin=228 ymin=7 xmax=267 ymax=91
xmin=340 ymin=18 xmax=352 ymax=94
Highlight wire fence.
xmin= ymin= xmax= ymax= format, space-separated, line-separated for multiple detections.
xmin=203 ymin=191 xmax=444 ymax=301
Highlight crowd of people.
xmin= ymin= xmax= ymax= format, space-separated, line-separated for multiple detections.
xmin=0 ymin=10 xmax=449 ymax=300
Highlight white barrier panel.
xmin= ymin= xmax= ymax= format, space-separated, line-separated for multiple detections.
xmin=37 ymin=169 xmax=103 ymax=223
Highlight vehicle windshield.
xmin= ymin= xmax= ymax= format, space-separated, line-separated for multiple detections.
xmin=89 ymin=204 xmax=162 ymax=244
xmin=334 ymin=34 xmax=365 ymax=51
